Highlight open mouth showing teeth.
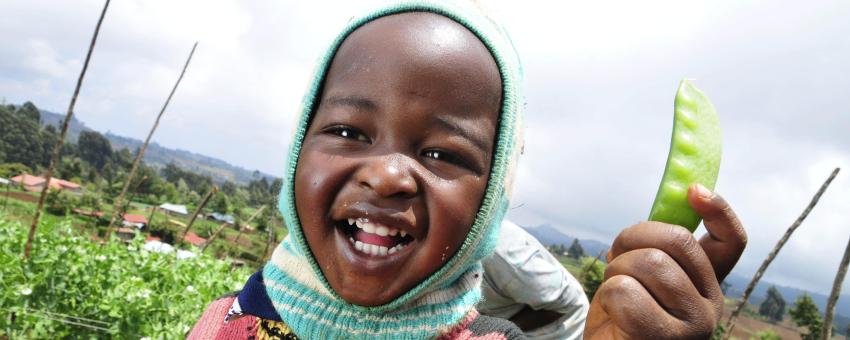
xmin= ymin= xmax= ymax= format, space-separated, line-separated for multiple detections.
xmin=338 ymin=217 xmax=414 ymax=256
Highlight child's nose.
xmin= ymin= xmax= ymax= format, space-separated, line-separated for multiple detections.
xmin=356 ymin=154 xmax=418 ymax=199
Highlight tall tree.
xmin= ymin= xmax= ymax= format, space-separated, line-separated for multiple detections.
xmin=0 ymin=103 xmax=43 ymax=168
xmin=16 ymin=101 xmax=40 ymax=123
xmin=568 ymin=238 xmax=585 ymax=259
xmin=758 ymin=286 xmax=786 ymax=323
xmin=78 ymin=130 xmax=113 ymax=172
xmin=40 ymin=125 xmax=59 ymax=167
xmin=789 ymin=294 xmax=823 ymax=340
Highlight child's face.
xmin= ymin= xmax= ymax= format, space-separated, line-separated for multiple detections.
xmin=294 ymin=12 xmax=502 ymax=306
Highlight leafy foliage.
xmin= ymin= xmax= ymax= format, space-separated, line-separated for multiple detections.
xmin=0 ymin=215 xmax=251 ymax=338
xmin=0 ymin=162 xmax=31 ymax=178
xmin=789 ymin=293 xmax=823 ymax=340
xmin=45 ymin=189 xmax=77 ymax=216
xmin=753 ymin=329 xmax=781 ymax=340
xmin=580 ymin=256 xmax=605 ymax=301
xmin=759 ymin=286 xmax=786 ymax=323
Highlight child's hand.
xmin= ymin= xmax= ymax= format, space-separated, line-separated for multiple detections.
xmin=584 ymin=184 xmax=747 ymax=339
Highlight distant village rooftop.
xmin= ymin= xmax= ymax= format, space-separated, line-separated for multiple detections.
xmin=158 ymin=203 xmax=188 ymax=215
xmin=10 ymin=173 xmax=81 ymax=192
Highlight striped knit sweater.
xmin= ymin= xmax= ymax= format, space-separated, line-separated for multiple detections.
xmin=188 ymin=271 xmax=525 ymax=339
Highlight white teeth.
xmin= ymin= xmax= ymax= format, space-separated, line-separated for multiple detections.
xmin=349 ymin=237 xmax=355 ymax=244
xmin=351 ymin=239 xmax=408 ymax=256
xmin=356 ymin=219 xmax=377 ymax=234
xmin=353 ymin=218 xmax=403 ymax=238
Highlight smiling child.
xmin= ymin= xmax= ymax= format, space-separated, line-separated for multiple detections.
xmin=190 ymin=1 xmax=747 ymax=339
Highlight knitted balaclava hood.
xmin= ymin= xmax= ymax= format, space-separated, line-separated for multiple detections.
xmin=263 ymin=1 xmax=524 ymax=338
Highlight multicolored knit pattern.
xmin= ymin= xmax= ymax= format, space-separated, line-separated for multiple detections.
xmin=266 ymin=0 xmax=525 ymax=338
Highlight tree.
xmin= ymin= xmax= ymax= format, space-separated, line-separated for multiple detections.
xmin=78 ymin=130 xmax=113 ymax=172
xmin=40 ymin=125 xmax=59 ymax=167
xmin=16 ymin=101 xmax=40 ymax=123
xmin=568 ymin=239 xmax=585 ymax=259
xmin=212 ymin=193 xmax=230 ymax=214
xmin=45 ymin=189 xmax=77 ymax=216
xmin=0 ymin=103 xmax=44 ymax=168
xmin=789 ymin=293 xmax=823 ymax=340
xmin=0 ymin=163 xmax=31 ymax=178
xmin=759 ymin=286 xmax=786 ymax=323
xmin=56 ymin=157 xmax=84 ymax=180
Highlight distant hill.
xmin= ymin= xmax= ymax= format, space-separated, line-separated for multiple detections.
xmin=522 ymin=223 xmax=611 ymax=262
xmin=38 ymin=109 xmax=275 ymax=185
xmin=724 ymin=272 xmax=850 ymax=332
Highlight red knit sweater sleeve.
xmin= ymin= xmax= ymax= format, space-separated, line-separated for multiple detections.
xmin=188 ymin=296 xmax=258 ymax=340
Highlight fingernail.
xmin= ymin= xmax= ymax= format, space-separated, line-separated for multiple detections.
xmin=694 ymin=183 xmax=713 ymax=199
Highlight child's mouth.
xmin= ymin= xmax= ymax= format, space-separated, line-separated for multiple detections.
xmin=337 ymin=217 xmax=414 ymax=257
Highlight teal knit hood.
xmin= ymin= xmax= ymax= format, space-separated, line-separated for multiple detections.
xmin=263 ymin=1 xmax=524 ymax=338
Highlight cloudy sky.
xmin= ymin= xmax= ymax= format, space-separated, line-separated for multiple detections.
xmin=2 ymin=0 xmax=849 ymax=300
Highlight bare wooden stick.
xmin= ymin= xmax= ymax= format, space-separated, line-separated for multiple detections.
xmin=200 ymin=222 xmax=229 ymax=254
xmin=24 ymin=0 xmax=111 ymax=259
xmin=821 ymin=235 xmax=850 ymax=340
xmin=177 ymin=186 xmax=217 ymax=244
xmin=262 ymin=218 xmax=276 ymax=261
xmin=201 ymin=205 xmax=264 ymax=254
xmin=232 ymin=206 xmax=266 ymax=251
xmin=723 ymin=167 xmax=840 ymax=339
xmin=147 ymin=206 xmax=158 ymax=229
xmin=579 ymin=250 xmax=606 ymax=283
xmin=105 ymin=41 xmax=198 ymax=239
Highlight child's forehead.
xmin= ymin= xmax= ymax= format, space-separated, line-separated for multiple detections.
xmin=322 ymin=11 xmax=502 ymax=110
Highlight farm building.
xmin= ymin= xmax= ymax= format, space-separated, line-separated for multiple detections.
xmin=158 ymin=203 xmax=188 ymax=216
xmin=122 ymin=214 xmax=148 ymax=229
xmin=116 ymin=227 xmax=138 ymax=241
xmin=207 ymin=212 xmax=234 ymax=225
xmin=10 ymin=173 xmax=81 ymax=193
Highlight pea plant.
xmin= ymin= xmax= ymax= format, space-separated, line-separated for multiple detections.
xmin=1 ymin=213 xmax=252 ymax=338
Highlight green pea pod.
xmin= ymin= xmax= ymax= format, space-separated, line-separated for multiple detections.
xmin=648 ymin=79 xmax=722 ymax=232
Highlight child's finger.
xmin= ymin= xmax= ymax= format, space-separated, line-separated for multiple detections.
xmin=603 ymin=248 xmax=714 ymax=321
xmin=608 ymin=222 xmax=722 ymax=303
xmin=687 ymin=184 xmax=747 ymax=282
xmin=588 ymin=275 xmax=713 ymax=339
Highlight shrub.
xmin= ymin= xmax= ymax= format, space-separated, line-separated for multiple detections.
xmin=45 ymin=189 xmax=77 ymax=216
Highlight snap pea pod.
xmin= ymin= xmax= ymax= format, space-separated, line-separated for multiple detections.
xmin=648 ymin=79 xmax=722 ymax=232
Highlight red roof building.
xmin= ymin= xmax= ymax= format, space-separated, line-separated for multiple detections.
xmin=122 ymin=214 xmax=148 ymax=229
xmin=184 ymin=231 xmax=207 ymax=247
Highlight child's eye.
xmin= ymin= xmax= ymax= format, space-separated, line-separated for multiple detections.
xmin=324 ymin=125 xmax=370 ymax=142
xmin=422 ymin=149 xmax=471 ymax=170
